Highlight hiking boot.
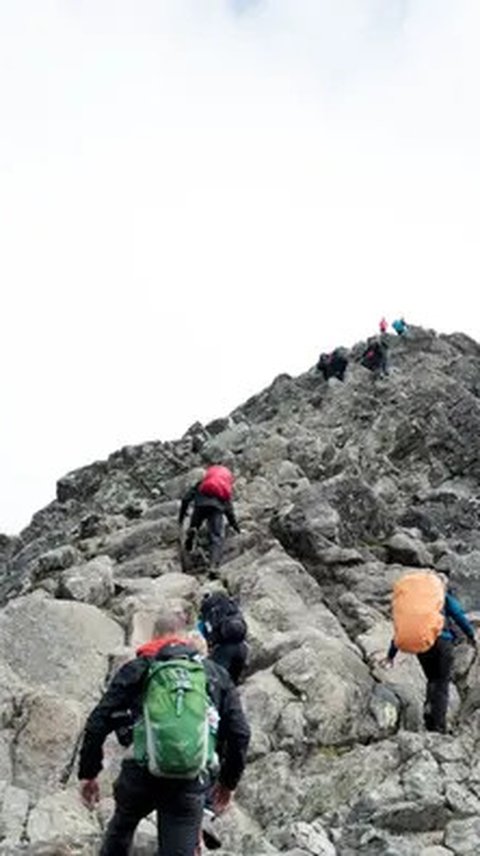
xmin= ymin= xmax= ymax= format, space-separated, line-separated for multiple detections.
xmin=202 ymin=810 xmax=222 ymax=850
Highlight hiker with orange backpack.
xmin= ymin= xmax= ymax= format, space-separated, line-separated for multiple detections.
xmin=179 ymin=466 xmax=240 ymax=568
xmin=382 ymin=570 xmax=477 ymax=733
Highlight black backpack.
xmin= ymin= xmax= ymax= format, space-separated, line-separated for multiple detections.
xmin=200 ymin=593 xmax=247 ymax=646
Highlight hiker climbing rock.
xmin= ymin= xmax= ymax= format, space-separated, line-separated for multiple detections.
xmin=379 ymin=317 xmax=388 ymax=334
xmin=78 ymin=610 xmax=251 ymax=856
xmin=382 ymin=570 xmax=477 ymax=734
xmin=317 ymin=348 xmax=349 ymax=382
xmin=179 ymin=465 xmax=240 ymax=569
xmin=392 ymin=317 xmax=408 ymax=336
xmin=198 ymin=592 xmax=248 ymax=685
xmin=361 ymin=336 xmax=389 ymax=377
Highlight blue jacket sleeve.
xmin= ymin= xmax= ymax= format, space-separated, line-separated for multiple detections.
xmin=197 ymin=618 xmax=207 ymax=640
xmin=445 ymin=593 xmax=475 ymax=639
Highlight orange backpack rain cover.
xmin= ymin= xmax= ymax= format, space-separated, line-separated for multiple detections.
xmin=393 ymin=571 xmax=445 ymax=654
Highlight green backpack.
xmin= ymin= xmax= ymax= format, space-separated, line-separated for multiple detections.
xmin=133 ymin=657 xmax=218 ymax=779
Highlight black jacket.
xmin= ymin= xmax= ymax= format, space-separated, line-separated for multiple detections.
xmin=361 ymin=339 xmax=388 ymax=371
xmin=78 ymin=643 xmax=250 ymax=791
xmin=179 ymin=483 xmax=240 ymax=532
xmin=317 ymin=349 xmax=348 ymax=381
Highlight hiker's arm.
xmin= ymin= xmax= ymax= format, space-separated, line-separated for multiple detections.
xmin=446 ymin=593 xmax=476 ymax=640
xmin=387 ymin=640 xmax=397 ymax=661
xmin=78 ymin=658 xmax=147 ymax=780
xmin=217 ymin=683 xmax=251 ymax=790
xmin=196 ymin=618 xmax=208 ymax=639
xmin=178 ymin=485 xmax=196 ymax=524
xmin=224 ymin=501 xmax=240 ymax=534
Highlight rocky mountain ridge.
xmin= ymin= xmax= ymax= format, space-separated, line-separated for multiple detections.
xmin=2 ymin=326 xmax=480 ymax=854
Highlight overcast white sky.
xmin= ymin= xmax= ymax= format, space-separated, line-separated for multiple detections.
xmin=1 ymin=1 xmax=479 ymax=534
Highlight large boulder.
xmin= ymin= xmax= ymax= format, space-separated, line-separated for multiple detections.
xmin=272 ymin=476 xmax=394 ymax=558
xmin=14 ymin=689 xmax=85 ymax=797
xmin=60 ymin=555 xmax=115 ymax=606
xmin=223 ymin=548 xmax=348 ymax=643
xmin=273 ymin=632 xmax=375 ymax=746
xmin=0 ymin=784 xmax=30 ymax=847
xmin=27 ymin=788 xmax=100 ymax=845
xmin=0 ymin=592 xmax=123 ymax=705
xmin=97 ymin=518 xmax=179 ymax=564
xmin=114 ymin=572 xmax=201 ymax=646
xmin=242 ymin=669 xmax=306 ymax=759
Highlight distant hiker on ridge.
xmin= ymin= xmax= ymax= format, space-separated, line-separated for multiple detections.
xmin=361 ymin=336 xmax=389 ymax=378
xmin=179 ymin=465 xmax=240 ymax=569
xmin=392 ymin=317 xmax=408 ymax=336
xmin=379 ymin=317 xmax=388 ymax=335
xmin=317 ymin=348 xmax=349 ymax=382
xmin=381 ymin=570 xmax=477 ymax=734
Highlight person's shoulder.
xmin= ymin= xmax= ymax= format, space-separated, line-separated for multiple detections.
xmin=113 ymin=655 xmax=149 ymax=685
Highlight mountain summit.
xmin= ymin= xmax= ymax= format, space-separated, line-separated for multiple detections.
xmin=1 ymin=326 xmax=480 ymax=854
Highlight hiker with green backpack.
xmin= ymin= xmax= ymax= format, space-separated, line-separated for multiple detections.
xmin=78 ymin=612 xmax=250 ymax=856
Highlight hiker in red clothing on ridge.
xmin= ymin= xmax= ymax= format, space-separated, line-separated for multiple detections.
xmin=179 ymin=465 xmax=240 ymax=568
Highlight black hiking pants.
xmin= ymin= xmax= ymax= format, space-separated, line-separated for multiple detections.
xmin=185 ymin=505 xmax=224 ymax=567
xmin=100 ymin=759 xmax=204 ymax=856
xmin=417 ymin=637 xmax=453 ymax=734
xmin=210 ymin=641 xmax=248 ymax=685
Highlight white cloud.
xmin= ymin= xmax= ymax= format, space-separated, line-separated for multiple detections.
xmin=1 ymin=1 xmax=479 ymax=533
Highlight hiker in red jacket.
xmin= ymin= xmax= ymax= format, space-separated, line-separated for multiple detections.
xmin=179 ymin=466 xmax=240 ymax=568
xmin=78 ymin=611 xmax=250 ymax=856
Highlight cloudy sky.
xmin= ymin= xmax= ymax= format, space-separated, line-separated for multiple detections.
xmin=1 ymin=1 xmax=479 ymax=534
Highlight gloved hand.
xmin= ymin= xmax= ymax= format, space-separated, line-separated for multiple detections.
xmin=80 ymin=778 xmax=100 ymax=810
xmin=211 ymin=782 xmax=233 ymax=815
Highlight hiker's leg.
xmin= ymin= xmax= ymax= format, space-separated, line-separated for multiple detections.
xmin=429 ymin=638 xmax=453 ymax=732
xmin=157 ymin=780 xmax=205 ymax=856
xmin=100 ymin=761 xmax=154 ymax=856
xmin=228 ymin=641 xmax=248 ymax=685
xmin=418 ymin=639 xmax=453 ymax=733
xmin=207 ymin=510 xmax=224 ymax=568
xmin=185 ymin=507 xmax=207 ymax=552
xmin=210 ymin=642 xmax=248 ymax=685
xmin=418 ymin=646 xmax=437 ymax=731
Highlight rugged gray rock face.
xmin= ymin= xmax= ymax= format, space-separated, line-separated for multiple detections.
xmin=2 ymin=326 xmax=480 ymax=853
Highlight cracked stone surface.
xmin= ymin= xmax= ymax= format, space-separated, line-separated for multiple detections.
xmin=2 ymin=327 xmax=480 ymax=852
